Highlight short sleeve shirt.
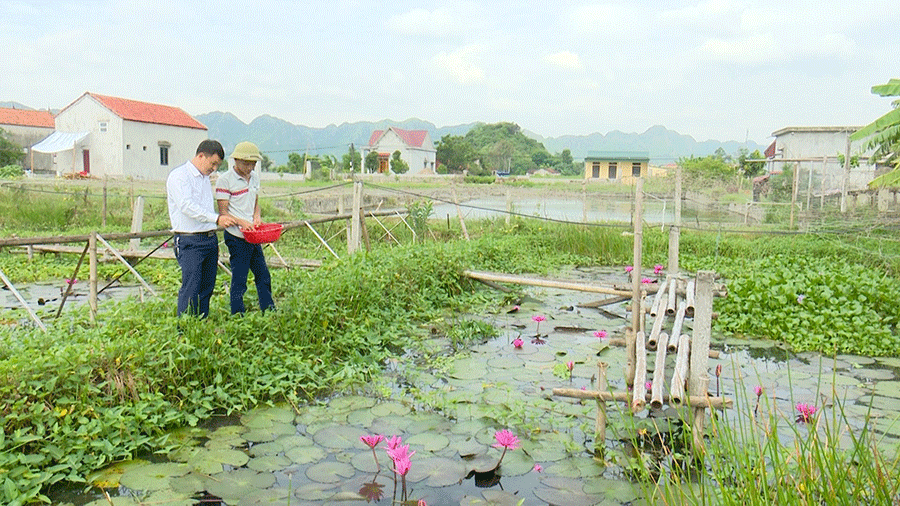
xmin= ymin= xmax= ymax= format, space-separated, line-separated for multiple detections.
xmin=215 ymin=169 xmax=260 ymax=239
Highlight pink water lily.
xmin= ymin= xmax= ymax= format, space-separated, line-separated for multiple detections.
xmin=384 ymin=435 xmax=402 ymax=450
xmin=625 ymin=265 xmax=634 ymax=273
xmin=754 ymin=385 xmax=763 ymax=397
xmin=653 ymin=264 xmax=663 ymax=274
xmin=65 ymin=278 xmax=77 ymax=285
xmin=492 ymin=429 xmax=520 ymax=468
xmin=593 ymin=330 xmax=607 ymax=339
xmin=361 ymin=434 xmax=384 ymax=471
xmin=796 ymin=403 xmax=818 ymax=423
xmin=533 ymin=463 xmax=543 ymax=473
xmin=512 ymin=337 xmax=524 ymax=349
xmin=532 ymin=315 xmax=546 ymax=336
xmin=645 ymin=381 xmax=652 ymax=391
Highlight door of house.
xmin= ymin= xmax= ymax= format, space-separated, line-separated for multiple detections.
xmin=82 ymin=149 xmax=90 ymax=174
xmin=608 ymin=162 xmax=617 ymax=179
xmin=592 ymin=163 xmax=600 ymax=178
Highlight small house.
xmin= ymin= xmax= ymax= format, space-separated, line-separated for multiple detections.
xmin=0 ymin=107 xmax=55 ymax=173
xmin=365 ymin=127 xmax=436 ymax=174
xmin=584 ymin=151 xmax=650 ymax=182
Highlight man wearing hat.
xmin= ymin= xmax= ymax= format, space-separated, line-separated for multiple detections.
xmin=215 ymin=141 xmax=276 ymax=314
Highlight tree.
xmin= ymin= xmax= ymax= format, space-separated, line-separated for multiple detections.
xmin=736 ymin=148 xmax=765 ymax=178
xmin=287 ymin=153 xmax=305 ymax=174
xmin=553 ymin=149 xmax=580 ymax=176
xmin=678 ymin=154 xmax=737 ymax=182
xmin=364 ymin=150 xmax=379 ymax=173
xmin=260 ymin=153 xmax=273 ymax=172
xmin=851 ymin=78 xmax=900 ymax=169
xmin=390 ymin=150 xmax=409 ymax=174
xmin=341 ymin=143 xmax=361 ymax=172
xmin=435 ymin=134 xmax=476 ymax=173
xmin=0 ymin=128 xmax=23 ymax=167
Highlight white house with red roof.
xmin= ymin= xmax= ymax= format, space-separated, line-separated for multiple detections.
xmin=38 ymin=92 xmax=208 ymax=179
xmin=365 ymin=127 xmax=436 ymax=174
xmin=0 ymin=107 xmax=55 ymax=172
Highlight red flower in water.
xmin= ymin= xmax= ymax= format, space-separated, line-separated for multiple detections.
xmin=492 ymin=429 xmax=520 ymax=450
xmin=384 ymin=435 xmax=402 ymax=450
xmin=754 ymin=385 xmax=763 ymax=397
xmin=796 ymin=403 xmax=818 ymax=423
xmin=512 ymin=337 xmax=524 ymax=348
xmin=654 ymin=264 xmax=664 ymax=274
xmin=533 ymin=463 xmax=543 ymax=473
xmin=360 ymin=434 xmax=384 ymax=448
xmin=531 ymin=315 xmax=546 ymax=323
xmin=641 ymin=277 xmax=653 ymax=284
xmin=625 ymin=265 xmax=634 ymax=273
xmin=593 ymin=330 xmax=607 ymax=339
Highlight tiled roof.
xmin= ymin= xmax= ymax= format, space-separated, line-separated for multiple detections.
xmin=585 ymin=150 xmax=650 ymax=161
xmin=368 ymin=127 xmax=427 ymax=148
xmin=0 ymin=108 xmax=55 ymax=128
xmin=64 ymin=93 xmax=207 ymax=130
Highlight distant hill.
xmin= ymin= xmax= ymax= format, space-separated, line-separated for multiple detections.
xmin=197 ymin=113 xmax=765 ymax=167
xmin=0 ymin=101 xmax=35 ymax=110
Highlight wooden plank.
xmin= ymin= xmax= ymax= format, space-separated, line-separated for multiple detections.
xmin=462 ymin=270 xmax=633 ymax=296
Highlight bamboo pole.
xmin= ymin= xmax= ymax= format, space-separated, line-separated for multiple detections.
xmin=56 ymin=242 xmax=89 ymax=318
xmin=650 ymin=332 xmax=668 ymax=409
xmin=95 ymin=235 xmax=157 ymax=297
xmin=666 ymin=276 xmax=677 ymax=316
xmin=462 ymin=270 xmax=633 ymax=296
xmin=689 ymin=272 xmax=714 ymax=396
xmin=667 ymin=302 xmax=686 ymax=352
xmin=670 ymin=334 xmax=690 ymax=405
xmin=595 ymin=361 xmax=608 ymax=456
xmin=684 ymin=278 xmax=696 ymax=318
xmin=306 ymin=222 xmax=340 ymax=260
xmin=646 ymin=308 xmax=666 ymax=350
xmin=0 ymin=268 xmax=47 ymax=332
xmin=452 ymin=185 xmax=469 ymax=240
xmin=628 ymin=178 xmax=644 ymax=388
xmin=632 ymin=330 xmax=647 ymax=412
xmin=89 ymin=231 xmax=98 ymax=322
xmin=349 ymin=181 xmax=362 ymax=253
xmin=692 ymin=375 xmax=711 ymax=452
xmin=553 ymin=387 xmax=730 ymax=409
xmin=649 ymin=275 xmax=669 ymax=317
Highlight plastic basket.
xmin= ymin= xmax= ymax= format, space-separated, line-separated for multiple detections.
xmin=243 ymin=223 xmax=283 ymax=244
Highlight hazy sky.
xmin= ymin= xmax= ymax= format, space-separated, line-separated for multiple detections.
xmin=2 ymin=0 xmax=897 ymax=145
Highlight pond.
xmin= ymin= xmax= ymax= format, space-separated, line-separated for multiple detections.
xmin=48 ymin=267 xmax=900 ymax=506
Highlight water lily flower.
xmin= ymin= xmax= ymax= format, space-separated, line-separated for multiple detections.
xmin=594 ymin=330 xmax=608 ymax=339
xmin=795 ymin=403 xmax=817 ymax=423
xmin=625 ymin=265 xmax=634 ymax=273
xmin=567 ymin=361 xmax=574 ymax=381
xmin=393 ymin=454 xmax=413 ymax=476
xmin=653 ymin=264 xmax=664 ymax=274
xmin=492 ymin=429 xmax=520 ymax=468
xmin=533 ymin=463 xmax=543 ymax=473
xmin=418 ymin=500 xmax=428 ymax=506
xmin=360 ymin=434 xmax=384 ymax=448
xmin=384 ymin=435 xmax=402 ymax=450
xmin=641 ymin=277 xmax=653 ymax=284
xmin=754 ymin=385 xmax=763 ymax=397
xmin=532 ymin=315 xmax=546 ymax=336
xmin=645 ymin=381 xmax=652 ymax=391
xmin=361 ymin=434 xmax=385 ymax=471
xmin=65 ymin=278 xmax=77 ymax=285
xmin=512 ymin=337 xmax=524 ymax=348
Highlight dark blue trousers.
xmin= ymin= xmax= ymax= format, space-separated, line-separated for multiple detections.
xmin=174 ymin=233 xmax=219 ymax=318
xmin=224 ymin=231 xmax=275 ymax=314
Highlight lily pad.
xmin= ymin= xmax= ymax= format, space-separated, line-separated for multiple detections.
xmin=370 ymin=401 xmax=411 ymax=417
xmin=488 ymin=356 xmax=525 ymax=369
xmin=533 ymin=476 xmax=598 ymax=506
xmin=86 ymin=459 xmax=150 ymax=488
xmin=406 ymin=456 xmax=466 ymax=486
xmin=874 ymin=381 xmax=900 ymax=398
xmin=237 ymin=487 xmax=291 ymax=505
xmin=350 ymin=450 xmax=380 ymax=473
xmin=306 ymin=461 xmax=356 ymax=483
xmin=204 ymin=469 xmax=276 ymax=504
xmin=188 ymin=448 xmax=249 ymax=474
xmin=85 ymin=489 xmax=195 ymax=506
xmin=368 ymin=415 xmax=412 ymax=436
xmin=248 ymin=440 xmax=284 ymax=457
xmin=346 ymin=408 xmax=376 ymax=427
xmin=449 ymin=358 xmax=488 ymax=380
xmin=285 ymin=445 xmax=327 ymax=465
xmin=459 ymin=489 xmax=523 ymax=506
xmin=583 ymin=476 xmax=641 ymax=502
xmin=329 ymin=395 xmax=378 ymax=411
xmin=406 ymin=432 xmax=450 ymax=453
xmin=247 ymin=454 xmax=292 ymax=472
xmin=119 ymin=462 xmax=191 ymax=492
xmin=313 ymin=425 xmax=368 ymax=449
xmin=293 ymin=481 xmax=339 ymax=501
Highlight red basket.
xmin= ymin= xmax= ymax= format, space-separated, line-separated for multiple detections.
xmin=243 ymin=223 xmax=283 ymax=244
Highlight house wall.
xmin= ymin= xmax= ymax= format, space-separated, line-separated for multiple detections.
xmin=772 ymin=128 xmax=875 ymax=192
xmin=1 ymin=124 xmax=54 ymax=172
xmin=583 ymin=159 xmax=648 ymax=181
xmin=54 ymin=95 xmax=207 ymax=180
xmin=122 ymin=121 xmax=207 ymax=180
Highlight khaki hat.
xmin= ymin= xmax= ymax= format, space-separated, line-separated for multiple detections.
xmin=230 ymin=141 xmax=262 ymax=161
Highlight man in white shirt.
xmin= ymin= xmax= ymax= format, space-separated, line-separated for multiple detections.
xmin=215 ymin=141 xmax=275 ymax=314
xmin=166 ymin=140 xmax=250 ymax=317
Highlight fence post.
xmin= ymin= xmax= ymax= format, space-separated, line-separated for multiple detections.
xmin=129 ymin=196 xmax=145 ymax=251
xmin=349 ymin=181 xmax=362 ymax=254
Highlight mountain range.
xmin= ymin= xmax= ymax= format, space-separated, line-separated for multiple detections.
xmin=195 ymin=112 xmax=765 ymax=167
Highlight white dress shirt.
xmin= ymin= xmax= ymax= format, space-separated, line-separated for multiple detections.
xmin=166 ymin=159 xmax=219 ymax=233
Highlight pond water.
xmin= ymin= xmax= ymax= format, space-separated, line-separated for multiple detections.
xmin=47 ymin=267 xmax=900 ymax=506
xmin=0 ymin=281 xmax=152 ymax=323
xmin=432 ymin=196 xmax=742 ymax=225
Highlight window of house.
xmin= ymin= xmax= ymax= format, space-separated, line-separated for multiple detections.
xmin=592 ymin=162 xmax=600 ymax=178
xmin=608 ymin=162 xmax=617 ymax=179
xmin=159 ymin=146 xmax=169 ymax=166
xmin=632 ymin=162 xmax=641 ymax=177
xmin=98 ymin=122 xmax=108 ymax=133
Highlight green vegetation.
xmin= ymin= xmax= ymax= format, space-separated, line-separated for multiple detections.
xmin=852 ymin=78 xmax=900 ymax=171
xmin=0 ymin=128 xmax=24 ymax=167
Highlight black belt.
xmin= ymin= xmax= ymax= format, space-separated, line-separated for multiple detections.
xmin=174 ymin=230 xmax=217 ymax=237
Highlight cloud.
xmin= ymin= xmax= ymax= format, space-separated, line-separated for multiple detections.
xmin=386 ymin=7 xmax=457 ymax=37
xmin=544 ymin=51 xmax=583 ymax=70
xmin=430 ymin=45 xmax=484 ymax=84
